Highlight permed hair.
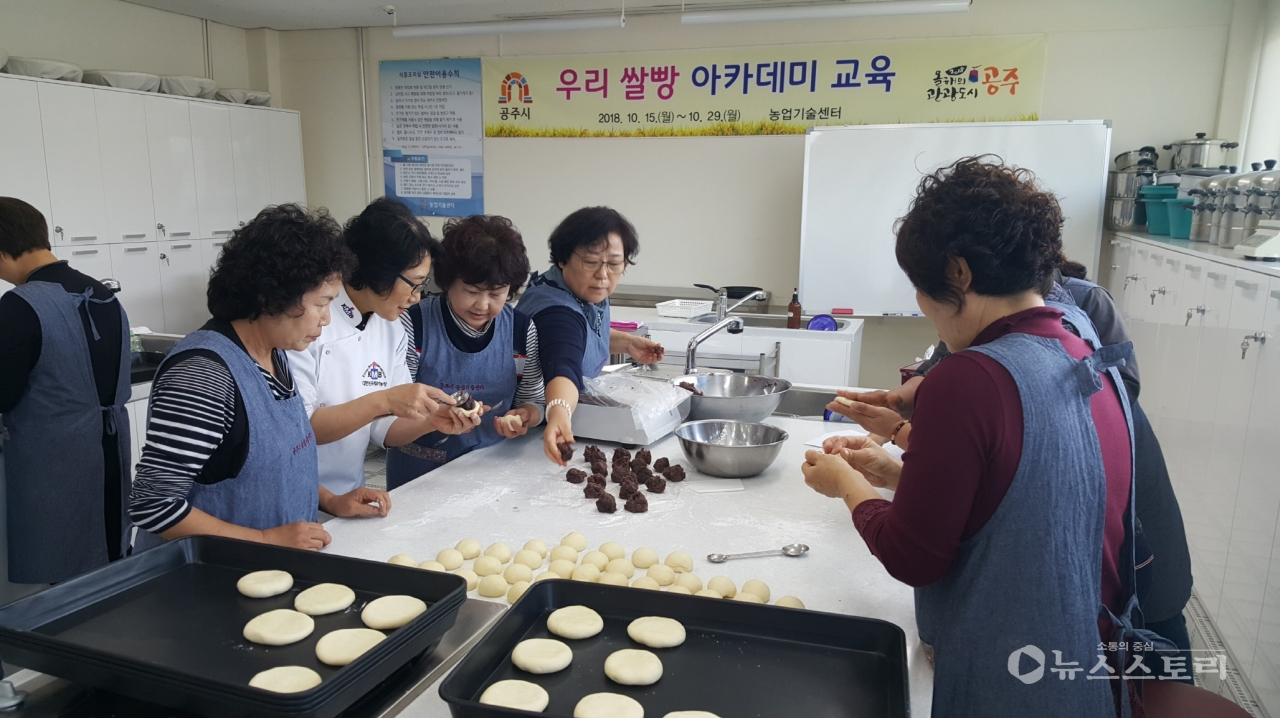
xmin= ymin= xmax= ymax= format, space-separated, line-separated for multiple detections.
xmin=435 ymin=215 xmax=531 ymax=291
xmin=547 ymin=206 xmax=639 ymax=267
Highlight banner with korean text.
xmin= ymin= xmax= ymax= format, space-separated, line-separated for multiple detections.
xmin=482 ymin=35 xmax=1044 ymax=137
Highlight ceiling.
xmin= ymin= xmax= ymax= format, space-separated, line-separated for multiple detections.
xmin=124 ymin=0 xmax=867 ymax=30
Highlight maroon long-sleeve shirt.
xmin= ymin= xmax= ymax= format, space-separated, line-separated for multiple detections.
xmin=852 ymin=306 xmax=1132 ymax=625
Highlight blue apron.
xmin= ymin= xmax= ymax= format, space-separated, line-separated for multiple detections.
xmin=133 ymin=330 xmax=318 ymax=551
xmin=386 ymin=297 xmax=519 ymax=486
xmin=913 ymin=308 xmax=1142 ymax=717
xmin=1 ymin=282 xmax=131 ymax=583
xmin=516 ymin=266 xmax=611 ymax=381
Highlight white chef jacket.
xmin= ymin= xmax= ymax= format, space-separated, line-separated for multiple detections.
xmin=288 ymin=285 xmax=411 ymax=495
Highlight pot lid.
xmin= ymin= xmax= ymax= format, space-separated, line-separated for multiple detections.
xmin=1164 ymin=133 xmax=1239 ymax=149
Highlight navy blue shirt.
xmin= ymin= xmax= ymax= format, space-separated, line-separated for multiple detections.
xmin=528 ymin=306 xmax=589 ymax=390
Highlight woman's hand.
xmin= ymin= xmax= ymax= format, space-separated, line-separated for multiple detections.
xmin=322 ymin=487 xmax=392 ymax=518
xmin=542 ymin=406 xmax=575 ymax=466
xmin=261 ymin=521 xmax=332 ymax=551
xmin=800 ymin=451 xmax=884 ymax=514
xmin=431 ymin=403 xmax=484 ymax=435
xmin=625 ymin=335 xmax=666 ymax=365
xmin=827 ymin=394 xmax=906 ymax=437
xmin=822 ymin=434 xmax=903 ymax=491
xmin=495 ymin=405 xmax=538 ymax=439
xmin=382 ymin=383 xmax=453 ymax=421
xmin=841 ymin=376 xmax=922 ymax=419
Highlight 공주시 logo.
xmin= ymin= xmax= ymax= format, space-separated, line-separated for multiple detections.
xmin=499 ymin=72 xmax=532 ymax=104
xmin=1008 ymin=645 xmax=1045 ymax=685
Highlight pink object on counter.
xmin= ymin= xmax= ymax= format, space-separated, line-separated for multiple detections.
xmin=610 ymin=321 xmax=642 ymax=331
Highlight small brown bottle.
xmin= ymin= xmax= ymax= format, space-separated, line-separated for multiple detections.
xmin=786 ymin=288 xmax=802 ymax=329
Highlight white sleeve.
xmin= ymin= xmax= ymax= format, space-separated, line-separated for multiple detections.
xmin=369 ymin=323 xmax=412 ymax=448
xmin=286 ymin=343 xmax=322 ymax=418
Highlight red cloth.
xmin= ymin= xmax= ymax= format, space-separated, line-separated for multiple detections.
xmin=852 ymin=306 xmax=1132 ymax=626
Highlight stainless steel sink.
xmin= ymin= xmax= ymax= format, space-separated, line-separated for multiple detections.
xmin=772 ymin=387 xmax=838 ymax=418
xmin=689 ymin=313 xmax=851 ymax=330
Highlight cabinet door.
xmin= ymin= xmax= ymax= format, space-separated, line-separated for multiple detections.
xmin=267 ymin=111 xmax=306 ymax=205
xmin=1150 ymin=256 xmax=1210 ymax=435
xmin=39 ymin=83 xmax=108 ymax=246
xmin=95 ymin=90 xmax=156 ymax=243
xmin=1248 ymin=280 xmax=1280 ymax=703
xmin=229 ymin=106 xmax=272 ymax=225
xmin=144 ymin=97 xmax=200 ymax=240
xmin=775 ymin=337 xmax=851 ymax=386
xmin=65 ymin=246 xmax=114 ymax=284
xmin=0 ymin=77 xmax=53 ymax=240
xmin=109 ymin=243 xmax=165 ymax=332
xmin=158 ymin=240 xmax=210 ymax=334
xmin=200 ymin=236 xmax=229 ymax=273
xmin=189 ymin=103 xmax=239 ymax=239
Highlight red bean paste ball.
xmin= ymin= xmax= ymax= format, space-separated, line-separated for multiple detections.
xmin=635 ymin=449 xmax=652 ymax=466
xmin=612 ymin=448 xmax=631 ymax=464
xmin=662 ymin=465 xmax=686 ymax=482
xmin=566 ymin=468 xmax=587 ymax=484
xmin=584 ymin=445 xmax=605 ymax=463
xmin=596 ymin=492 xmax=618 ymax=513
xmin=619 ymin=480 xmax=639 ymax=499
xmin=588 ymin=473 xmax=607 ymax=487
xmin=645 ymin=476 xmax=667 ymax=494
xmin=611 ymin=467 xmax=633 ymax=484
xmin=585 ymin=483 xmax=607 ymax=499
xmin=624 ymin=492 xmax=649 ymax=513
xmin=591 ymin=460 xmax=608 ymax=476
xmin=634 ymin=465 xmax=653 ymax=482
xmin=557 ymin=442 xmax=574 ymax=462
xmin=653 ymin=457 xmax=670 ymax=472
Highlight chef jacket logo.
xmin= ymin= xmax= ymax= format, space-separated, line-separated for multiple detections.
xmin=499 ymin=72 xmax=532 ymax=104
xmin=341 ymin=303 xmax=356 ymax=319
xmin=362 ymin=362 xmax=388 ymax=387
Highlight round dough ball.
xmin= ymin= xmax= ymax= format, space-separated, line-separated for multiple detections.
xmin=674 ymin=573 xmax=702 ymax=593
xmin=707 ymin=576 xmax=736 ymax=598
xmin=533 ymin=571 xmax=559 ymax=583
xmin=523 ymin=539 xmax=548 ymax=558
xmin=548 ymin=559 xmax=576 ymax=579
xmin=243 ymin=609 xmax=314 ymax=646
xmin=387 ymin=554 xmax=416 ymax=568
xmin=631 ymin=548 xmax=659 ymax=569
xmin=294 ymin=583 xmax=355 ymax=616
xmin=742 ymin=579 xmax=770 ymax=603
xmin=237 ymin=570 xmax=293 ymax=598
xmin=665 ymin=713 xmax=722 ymax=718
xmin=504 ymin=563 xmax=533 ymax=584
xmin=478 ymin=574 xmax=509 ymax=597
xmin=480 ymin=679 xmax=549 ymax=712
xmin=575 ymin=693 xmax=644 ymax=718
xmin=695 ymin=589 xmax=722 ymax=599
xmin=511 ymin=638 xmax=573 ymax=674
xmin=362 ymin=595 xmax=427 ymax=629
xmin=561 ymin=531 xmax=588 ymax=552
xmin=436 ymin=549 xmax=464 ymax=570
xmin=474 ymin=556 xmax=504 ymax=577
xmin=455 ymin=538 xmax=481 ymax=560
xmin=628 ymin=616 xmax=686 ymax=648
xmin=571 ymin=564 xmax=601 ymax=583
xmin=453 ymin=568 xmax=479 ymax=591
xmin=604 ymin=648 xmax=663 ymax=685
xmin=547 ymin=605 xmax=604 ymax=639
xmin=775 ymin=595 xmax=805 ymax=609
xmin=417 ymin=560 xmax=446 ymax=572
xmin=549 ymin=545 xmax=578 ymax=563
xmin=513 ymin=549 xmax=543 ymax=569
xmin=666 ymin=585 xmax=692 ymax=595
xmin=732 ymin=592 xmax=763 ymax=603
xmin=249 ymin=666 xmax=322 ymax=693
xmin=664 ymin=551 xmax=694 ymax=573
xmin=632 ymin=576 xmax=660 ymax=590
xmin=484 ymin=542 xmax=512 ymax=563
xmin=600 ymin=572 xmax=629 ymax=587
xmin=605 ymin=558 xmax=635 ymax=579
xmin=645 ymin=564 xmax=676 ymax=586
xmin=599 ymin=542 xmax=626 ymax=561
xmin=316 ymin=628 xmax=385 ymax=666
xmin=507 ymin=580 xmax=531 ymax=604
xmin=581 ymin=550 xmax=609 ymax=570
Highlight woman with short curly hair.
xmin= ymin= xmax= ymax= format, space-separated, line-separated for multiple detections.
xmin=801 ymin=157 xmax=1138 ymax=717
xmin=131 ymin=205 xmax=383 ymax=552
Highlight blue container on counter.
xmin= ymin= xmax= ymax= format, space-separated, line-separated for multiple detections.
xmin=1140 ymin=186 xmax=1178 ymax=235
xmin=1166 ymin=199 xmax=1194 ymax=239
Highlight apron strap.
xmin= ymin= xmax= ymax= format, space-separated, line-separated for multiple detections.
xmin=67 ymin=286 xmax=120 ymax=342
xmin=1074 ymin=341 xmax=1134 ymax=396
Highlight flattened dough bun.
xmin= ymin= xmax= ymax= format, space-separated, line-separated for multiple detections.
xmin=455 ymin=538 xmax=482 ymax=559
xmin=511 ymin=638 xmax=573 ymax=674
xmin=249 ymin=666 xmax=322 ymax=693
xmin=478 ymin=574 xmax=509 ymax=597
xmin=484 ymin=542 xmax=513 ymax=563
xmin=547 ymin=605 xmax=604 ymax=639
xmin=575 ymin=693 xmax=644 ymax=718
xmin=497 ymin=414 xmax=524 ymax=429
xmin=561 ymin=531 xmax=588 ymax=552
xmin=627 ymin=616 xmax=686 ymax=648
xmin=479 ymin=679 xmax=549 ymax=712
xmin=665 ymin=713 xmax=722 ymax=718
xmin=294 ymin=583 xmax=355 ymax=616
xmin=243 ymin=609 xmax=314 ymax=646
xmin=834 ymin=395 xmax=855 ymax=406
xmin=436 ymin=549 xmax=464 ymax=570
xmin=387 ymin=554 xmax=416 ymax=568
xmin=316 ymin=628 xmax=385 ymax=666
xmin=362 ymin=595 xmax=427 ymax=629
xmin=604 ymin=648 xmax=663 ymax=685
xmin=237 ymin=570 xmax=293 ymax=598
xmin=631 ymin=547 xmax=659 ymax=569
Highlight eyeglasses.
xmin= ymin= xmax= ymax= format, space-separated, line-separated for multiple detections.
xmin=574 ymin=253 xmax=628 ymax=276
xmin=398 ymin=274 xmax=431 ymax=296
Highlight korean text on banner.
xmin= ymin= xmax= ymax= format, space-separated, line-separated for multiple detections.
xmin=381 ymin=58 xmax=484 ymax=216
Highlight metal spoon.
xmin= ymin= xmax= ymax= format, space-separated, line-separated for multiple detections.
xmin=706 ymin=544 xmax=809 ymax=563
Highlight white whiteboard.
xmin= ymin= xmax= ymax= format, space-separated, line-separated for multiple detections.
xmin=799 ymin=121 xmax=1111 ymax=316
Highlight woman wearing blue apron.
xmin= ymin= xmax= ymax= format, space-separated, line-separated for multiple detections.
xmin=386 ymin=215 xmax=547 ymax=487
xmin=515 ymin=207 xmax=665 ymax=466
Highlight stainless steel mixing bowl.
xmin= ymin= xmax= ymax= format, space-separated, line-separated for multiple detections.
xmin=671 ymin=374 xmax=792 ymax=422
xmin=674 ymin=420 xmax=789 ymax=478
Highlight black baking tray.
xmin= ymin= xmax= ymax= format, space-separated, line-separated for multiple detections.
xmin=440 ymin=580 xmax=908 ymax=718
xmin=0 ymin=536 xmax=466 ymax=718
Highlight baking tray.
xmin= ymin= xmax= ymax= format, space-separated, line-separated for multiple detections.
xmin=439 ymin=580 xmax=908 ymax=718
xmin=0 ymin=536 xmax=466 ymax=718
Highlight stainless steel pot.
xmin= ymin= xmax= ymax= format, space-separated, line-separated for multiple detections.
xmin=1247 ymin=160 xmax=1280 ymax=223
xmin=1105 ymin=198 xmax=1142 ymax=231
xmin=1107 ymin=168 xmax=1155 ymax=198
xmin=1164 ymin=133 xmax=1240 ymax=171
xmin=1220 ymin=162 xmax=1272 ymax=248
xmin=1114 ymin=147 xmax=1159 ymax=171
xmin=1190 ymin=168 xmax=1237 ymax=244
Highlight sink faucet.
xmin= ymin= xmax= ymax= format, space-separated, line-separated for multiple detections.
xmin=715 ymin=289 xmax=768 ymax=320
xmin=686 ymin=316 xmax=745 ymax=374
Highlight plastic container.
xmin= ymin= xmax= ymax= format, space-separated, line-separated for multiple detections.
xmin=655 ymin=299 xmax=713 ymax=318
xmin=1140 ymin=186 xmax=1179 ymax=235
xmin=1166 ymin=199 xmax=1195 ymax=239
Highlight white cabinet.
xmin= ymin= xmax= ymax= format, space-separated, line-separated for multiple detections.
xmin=200 ymin=236 xmax=229 ymax=273
xmin=1244 ymin=281 xmax=1280 ymax=700
xmin=38 ymin=82 xmax=108 ymax=246
xmin=109 ymin=242 xmax=164 ymax=332
xmin=95 ymin=90 xmax=156 ymax=243
xmin=229 ymin=106 xmax=272 ymax=225
xmin=64 ymin=246 xmax=113 ymax=284
xmin=267 ymin=110 xmax=306 ymax=205
xmin=144 ymin=97 xmax=200 ymax=240
xmin=0 ymin=77 xmax=53 ymax=239
xmin=188 ymin=103 xmax=239 ymax=239
xmin=777 ymin=337 xmax=853 ymax=388
xmin=648 ymin=325 xmax=859 ymax=385
xmin=158 ymin=240 xmax=209 ymax=334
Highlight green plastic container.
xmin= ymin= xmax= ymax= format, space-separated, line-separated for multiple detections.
xmin=1140 ymin=186 xmax=1178 ymax=235
xmin=1166 ymin=199 xmax=1194 ymax=239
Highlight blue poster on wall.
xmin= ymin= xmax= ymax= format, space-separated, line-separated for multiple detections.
xmin=380 ymin=58 xmax=483 ymax=217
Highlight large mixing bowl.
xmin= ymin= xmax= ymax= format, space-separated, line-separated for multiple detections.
xmin=671 ymin=374 xmax=792 ymax=422
xmin=675 ymin=420 xmax=789 ymax=478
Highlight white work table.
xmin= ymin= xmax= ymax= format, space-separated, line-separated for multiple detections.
xmin=322 ymin=415 xmax=934 ymax=717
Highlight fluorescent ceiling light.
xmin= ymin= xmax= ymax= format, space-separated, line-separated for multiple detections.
xmin=393 ymin=15 xmax=624 ymax=38
xmin=681 ymin=0 xmax=969 ymax=26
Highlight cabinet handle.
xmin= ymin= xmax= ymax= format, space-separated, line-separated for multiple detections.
xmin=1152 ymin=253 xmax=1163 ymax=261
xmin=1208 ymin=271 xmax=1227 ymax=281
xmin=170 ymin=243 xmax=193 ymax=249
xmin=1165 ymin=258 xmax=1179 ymax=267
xmin=70 ymin=236 xmax=97 ymax=241
xmin=72 ymin=249 xmax=99 ymax=256
xmin=1235 ymin=279 xmax=1259 ymax=291
xmin=123 ymin=233 xmax=147 ymax=239
xmin=124 ymin=246 xmax=149 ymax=253
xmin=1185 ymin=264 xmax=1200 ymax=272
xmin=213 ymin=242 xmax=225 ymax=249
xmin=1241 ymin=332 xmax=1267 ymax=359
xmin=212 ymin=230 xmax=233 ymax=235
xmin=1271 ymin=289 xmax=1280 ymax=301
xmin=170 ymin=231 xmax=192 ymax=237
xmin=1110 ymin=239 xmax=1120 ymax=246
